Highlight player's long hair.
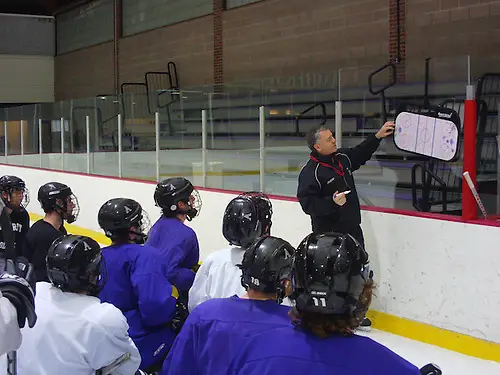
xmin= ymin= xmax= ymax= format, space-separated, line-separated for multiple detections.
xmin=289 ymin=278 xmax=375 ymax=338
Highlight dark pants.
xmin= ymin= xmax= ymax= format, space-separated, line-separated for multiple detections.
xmin=311 ymin=216 xmax=366 ymax=250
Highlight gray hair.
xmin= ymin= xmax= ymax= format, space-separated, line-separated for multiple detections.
xmin=305 ymin=125 xmax=330 ymax=151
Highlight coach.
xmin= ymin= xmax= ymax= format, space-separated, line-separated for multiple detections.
xmin=297 ymin=121 xmax=395 ymax=247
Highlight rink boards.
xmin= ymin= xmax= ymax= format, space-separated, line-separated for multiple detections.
xmin=3 ymin=163 xmax=499 ymax=365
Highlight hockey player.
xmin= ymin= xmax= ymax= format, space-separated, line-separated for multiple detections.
xmin=22 ymin=182 xmax=79 ymax=282
xmin=188 ymin=191 xmax=273 ymax=311
xmin=224 ymin=232 xmax=421 ymax=375
xmin=147 ymin=177 xmax=201 ymax=293
xmin=18 ymin=234 xmax=142 ymax=375
xmin=0 ymin=194 xmax=36 ymax=359
xmin=97 ymin=198 xmax=179 ymax=372
xmin=161 ymin=235 xmax=295 ymax=375
xmin=0 ymin=175 xmax=30 ymax=258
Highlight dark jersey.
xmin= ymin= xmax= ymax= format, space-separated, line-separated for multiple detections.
xmin=23 ymin=219 xmax=67 ymax=282
xmin=0 ymin=208 xmax=30 ymax=258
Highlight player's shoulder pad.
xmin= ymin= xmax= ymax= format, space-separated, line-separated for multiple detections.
xmin=91 ymin=302 xmax=130 ymax=338
xmin=138 ymin=244 xmax=164 ymax=263
xmin=184 ymin=224 xmax=197 ymax=237
xmin=190 ymin=297 xmax=232 ymax=319
xmin=208 ymin=247 xmax=237 ymax=264
xmin=141 ymin=243 xmax=159 ymax=253
xmin=203 ymin=249 xmax=219 ymax=263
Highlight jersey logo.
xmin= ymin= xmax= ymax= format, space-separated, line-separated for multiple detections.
xmin=83 ymin=241 xmax=92 ymax=252
xmin=153 ymin=344 xmax=165 ymax=356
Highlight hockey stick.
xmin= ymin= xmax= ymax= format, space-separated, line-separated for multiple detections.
xmin=462 ymin=171 xmax=489 ymax=219
xmin=96 ymin=352 xmax=131 ymax=375
xmin=0 ymin=198 xmax=18 ymax=375
xmin=6 ymin=352 xmax=17 ymax=375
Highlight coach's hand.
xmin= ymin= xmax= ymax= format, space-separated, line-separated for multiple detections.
xmin=375 ymin=121 xmax=395 ymax=139
xmin=333 ymin=191 xmax=348 ymax=206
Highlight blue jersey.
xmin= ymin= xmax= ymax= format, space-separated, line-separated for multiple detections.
xmin=98 ymin=243 xmax=177 ymax=369
xmin=147 ymin=216 xmax=200 ymax=291
xmin=227 ymin=326 xmax=421 ymax=375
xmin=161 ymin=296 xmax=291 ymax=375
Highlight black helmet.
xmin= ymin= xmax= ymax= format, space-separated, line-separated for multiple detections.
xmin=0 ymin=175 xmax=30 ymax=209
xmin=98 ymin=198 xmax=151 ymax=244
xmin=240 ymin=192 xmax=272 ymax=226
xmin=154 ymin=177 xmax=201 ymax=221
xmin=292 ymin=232 xmax=372 ymax=316
xmin=222 ymin=192 xmax=273 ymax=248
xmin=46 ymin=235 xmax=106 ymax=297
xmin=37 ymin=182 xmax=79 ymax=223
xmin=239 ymin=235 xmax=295 ymax=303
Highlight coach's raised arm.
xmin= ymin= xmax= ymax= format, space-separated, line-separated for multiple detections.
xmin=296 ymin=121 xmax=395 ymax=246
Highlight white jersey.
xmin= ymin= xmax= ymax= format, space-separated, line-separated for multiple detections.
xmin=17 ymin=282 xmax=141 ymax=375
xmin=0 ymin=291 xmax=21 ymax=355
xmin=188 ymin=247 xmax=292 ymax=312
xmin=188 ymin=247 xmax=246 ymax=311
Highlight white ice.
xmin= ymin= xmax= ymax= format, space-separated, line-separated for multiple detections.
xmin=358 ymin=329 xmax=500 ymax=375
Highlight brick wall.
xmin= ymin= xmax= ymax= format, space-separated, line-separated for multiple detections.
xmin=223 ymin=0 xmax=390 ymax=86
xmin=54 ymin=0 xmax=500 ymax=100
xmin=389 ymin=0 xmax=406 ymax=82
xmin=118 ymin=17 xmax=213 ymax=86
xmin=213 ymin=0 xmax=224 ymax=85
xmin=55 ymin=42 xmax=114 ymax=100
xmin=406 ymin=0 xmax=500 ymax=82
xmin=55 ymin=16 xmax=213 ymax=101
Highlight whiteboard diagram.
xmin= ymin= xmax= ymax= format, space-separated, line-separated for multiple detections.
xmin=395 ymin=111 xmax=459 ymax=161
xmin=394 ymin=112 xmax=418 ymax=152
xmin=432 ymin=118 xmax=458 ymax=161
xmin=416 ymin=115 xmax=434 ymax=156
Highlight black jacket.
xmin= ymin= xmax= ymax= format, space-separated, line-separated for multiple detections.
xmin=0 ymin=207 xmax=30 ymax=258
xmin=297 ymin=134 xmax=381 ymax=233
xmin=23 ymin=219 xmax=67 ymax=282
